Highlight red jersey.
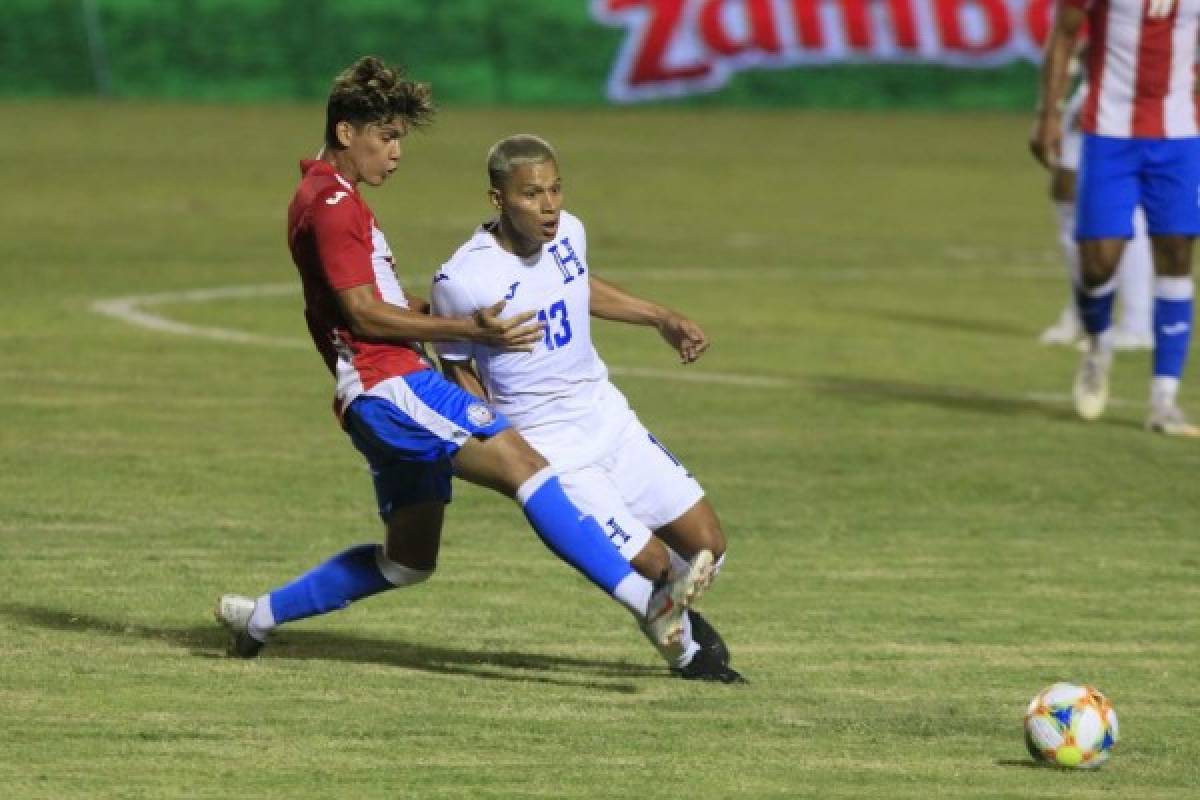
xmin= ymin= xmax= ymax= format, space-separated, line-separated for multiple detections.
xmin=287 ymin=159 xmax=429 ymax=416
xmin=1068 ymin=0 xmax=1200 ymax=138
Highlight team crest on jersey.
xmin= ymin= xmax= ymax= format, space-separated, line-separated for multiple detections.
xmin=466 ymin=403 xmax=496 ymax=427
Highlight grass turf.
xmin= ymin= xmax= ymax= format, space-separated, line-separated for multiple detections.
xmin=1 ymin=101 xmax=1198 ymax=798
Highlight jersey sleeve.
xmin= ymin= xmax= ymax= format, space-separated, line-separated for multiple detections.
xmin=310 ymin=188 xmax=374 ymax=291
xmin=430 ymin=270 xmax=478 ymax=362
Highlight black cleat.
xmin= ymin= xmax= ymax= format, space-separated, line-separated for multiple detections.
xmin=687 ymin=611 xmax=729 ymax=665
xmin=674 ymin=645 xmax=747 ymax=684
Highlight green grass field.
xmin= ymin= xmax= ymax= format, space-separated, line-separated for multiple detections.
xmin=2 ymin=101 xmax=1198 ymax=798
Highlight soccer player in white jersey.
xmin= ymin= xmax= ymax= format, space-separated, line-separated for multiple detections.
xmin=1032 ymin=0 xmax=1200 ymax=436
xmin=430 ymin=135 xmax=743 ymax=682
xmin=1040 ymin=71 xmax=1153 ymax=350
xmin=214 ymin=58 xmax=713 ymax=658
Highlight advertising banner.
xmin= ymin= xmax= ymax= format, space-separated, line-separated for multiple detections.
xmin=0 ymin=0 xmax=1050 ymax=108
xmin=593 ymin=0 xmax=1054 ymax=102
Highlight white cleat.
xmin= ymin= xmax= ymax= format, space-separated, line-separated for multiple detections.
xmin=1039 ymin=306 xmax=1083 ymax=347
xmin=1073 ymin=347 xmax=1111 ymax=421
xmin=214 ymin=594 xmax=265 ymax=658
xmin=1111 ymin=328 xmax=1154 ymax=351
xmin=644 ymin=549 xmax=714 ymax=649
xmin=1146 ymin=404 xmax=1200 ymax=437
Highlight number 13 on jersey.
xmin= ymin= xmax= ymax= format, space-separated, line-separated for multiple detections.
xmin=537 ymin=299 xmax=572 ymax=350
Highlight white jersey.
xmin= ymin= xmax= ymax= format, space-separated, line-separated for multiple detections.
xmin=431 ymin=211 xmax=635 ymax=471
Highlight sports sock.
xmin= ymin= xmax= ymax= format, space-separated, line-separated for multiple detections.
xmin=1152 ymin=275 xmax=1194 ymax=396
xmin=1055 ymin=201 xmax=1082 ymax=291
xmin=1074 ymin=275 xmax=1118 ymax=337
xmin=264 ymin=543 xmax=424 ymax=635
xmin=516 ymin=467 xmax=643 ymax=606
xmin=1116 ymin=209 xmax=1153 ymax=336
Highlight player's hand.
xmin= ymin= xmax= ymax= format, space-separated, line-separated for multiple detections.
xmin=1029 ymin=113 xmax=1062 ymax=170
xmin=657 ymin=314 xmax=709 ymax=364
xmin=472 ymin=300 xmax=544 ymax=352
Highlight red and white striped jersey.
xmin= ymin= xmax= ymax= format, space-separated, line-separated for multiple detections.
xmin=1068 ymin=0 xmax=1200 ymax=138
xmin=287 ymin=159 xmax=429 ymax=417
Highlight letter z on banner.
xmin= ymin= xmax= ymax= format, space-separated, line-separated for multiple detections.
xmin=591 ymin=0 xmax=1056 ymax=103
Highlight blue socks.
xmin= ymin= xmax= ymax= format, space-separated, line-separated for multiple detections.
xmin=1153 ymin=276 xmax=1193 ymax=380
xmin=516 ymin=468 xmax=634 ymax=595
xmin=262 ymin=468 xmax=639 ymax=630
xmin=1074 ymin=281 xmax=1116 ymax=336
xmin=268 ymin=544 xmax=394 ymax=626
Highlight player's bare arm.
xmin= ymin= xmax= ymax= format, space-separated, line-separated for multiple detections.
xmin=1031 ymin=5 xmax=1086 ymax=169
xmin=337 ymin=284 xmax=543 ymax=350
xmin=440 ymin=358 xmax=489 ymax=400
xmin=589 ymin=275 xmax=710 ymax=364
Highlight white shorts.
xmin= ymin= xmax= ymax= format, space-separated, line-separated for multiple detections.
xmin=557 ymin=416 xmax=705 ymax=562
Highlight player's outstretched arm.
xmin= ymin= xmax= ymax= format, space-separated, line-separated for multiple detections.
xmin=336 ymin=285 xmax=543 ymax=351
xmin=589 ymin=275 xmax=709 ymax=364
xmin=1031 ymin=4 xmax=1086 ymax=169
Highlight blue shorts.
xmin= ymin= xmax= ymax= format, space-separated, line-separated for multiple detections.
xmin=343 ymin=370 xmax=510 ymax=519
xmin=1076 ymin=134 xmax=1200 ymax=240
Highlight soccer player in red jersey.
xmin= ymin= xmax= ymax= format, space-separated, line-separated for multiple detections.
xmin=1033 ymin=0 xmax=1200 ymax=435
xmin=215 ymin=57 xmax=713 ymax=657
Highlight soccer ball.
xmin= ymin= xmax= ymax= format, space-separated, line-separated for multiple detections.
xmin=1024 ymin=682 xmax=1118 ymax=768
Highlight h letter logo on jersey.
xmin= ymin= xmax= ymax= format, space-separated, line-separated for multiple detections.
xmin=549 ymin=238 xmax=585 ymax=284
xmin=325 ymin=191 xmax=349 ymax=206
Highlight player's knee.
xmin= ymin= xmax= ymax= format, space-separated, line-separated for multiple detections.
xmin=1151 ymin=236 xmax=1193 ymax=276
xmin=632 ymin=538 xmax=672 ymax=583
xmin=696 ymin=524 xmax=726 ymax=560
xmin=495 ymin=432 xmax=549 ymax=486
xmin=378 ymin=546 xmax=436 ymax=585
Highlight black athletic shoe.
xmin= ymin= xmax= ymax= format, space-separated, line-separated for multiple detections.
xmin=687 ymin=611 xmax=730 ymax=665
xmin=674 ymin=645 xmax=747 ymax=684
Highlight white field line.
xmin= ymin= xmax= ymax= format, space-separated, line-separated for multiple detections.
xmin=87 ymin=283 xmax=792 ymax=388
xmin=88 ymin=282 xmax=1133 ymax=407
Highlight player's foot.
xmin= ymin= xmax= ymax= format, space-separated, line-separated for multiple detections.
xmin=1039 ymin=306 xmax=1082 ymax=347
xmin=1073 ymin=346 xmax=1111 ymax=421
xmin=674 ymin=645 xmax=747 ymax=684
xmin=1145 ymin=403 xmax=1200 ymax=437
xmin=644 ymin=549 xmax=714 ymax=648
xmin=1111 ymin=328 xmax=1154 ymax=351
xmin=214 ymin=594 xmax=266 ymax=658
xmin=687 ymin=611 xmax=730 ymax=666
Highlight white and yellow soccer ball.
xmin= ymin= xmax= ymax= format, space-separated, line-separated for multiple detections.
xmin=1024 ymin=682 xmax=1118 ymax=768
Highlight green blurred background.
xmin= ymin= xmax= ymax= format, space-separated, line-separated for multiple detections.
xmin=2 ymin=0 xmax=1044 ymax=108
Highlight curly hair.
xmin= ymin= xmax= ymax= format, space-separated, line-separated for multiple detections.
xmin=324 ymin=56 xmax=435 ymax=150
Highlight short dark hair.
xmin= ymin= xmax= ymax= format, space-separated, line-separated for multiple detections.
xmin=324 ymin=56 xmax=435 ymax=150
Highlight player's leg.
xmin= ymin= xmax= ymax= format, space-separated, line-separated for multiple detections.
xmin=452 ymin=427 xmax=712 ymax=646
xmin=1041 ymin=167 xmax=1084 ymax=346
xmin=1072 ymin=134 xmax=1139 ymax=420
xmin=214 ymin=395 xmax=456 ymax=657
xmin=1112 ymin=208 xmax=1154 ymax=350
xmin=600 ymin=419 xmax=743 ymax=681
xmin=1138 ymin=137 xmax=1200 ymax=435
xmin=555 ymin=465 xmax=738 ymax=681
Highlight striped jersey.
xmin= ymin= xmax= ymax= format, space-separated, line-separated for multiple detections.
xmin=1068 ymin=0 xmax=1200 ymax=138
xmin=287 ymin=159 xmax=429 ymax=417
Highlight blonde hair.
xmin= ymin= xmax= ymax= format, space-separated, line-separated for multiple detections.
xmin=486 ymin=134 xmax=557 ymax=189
